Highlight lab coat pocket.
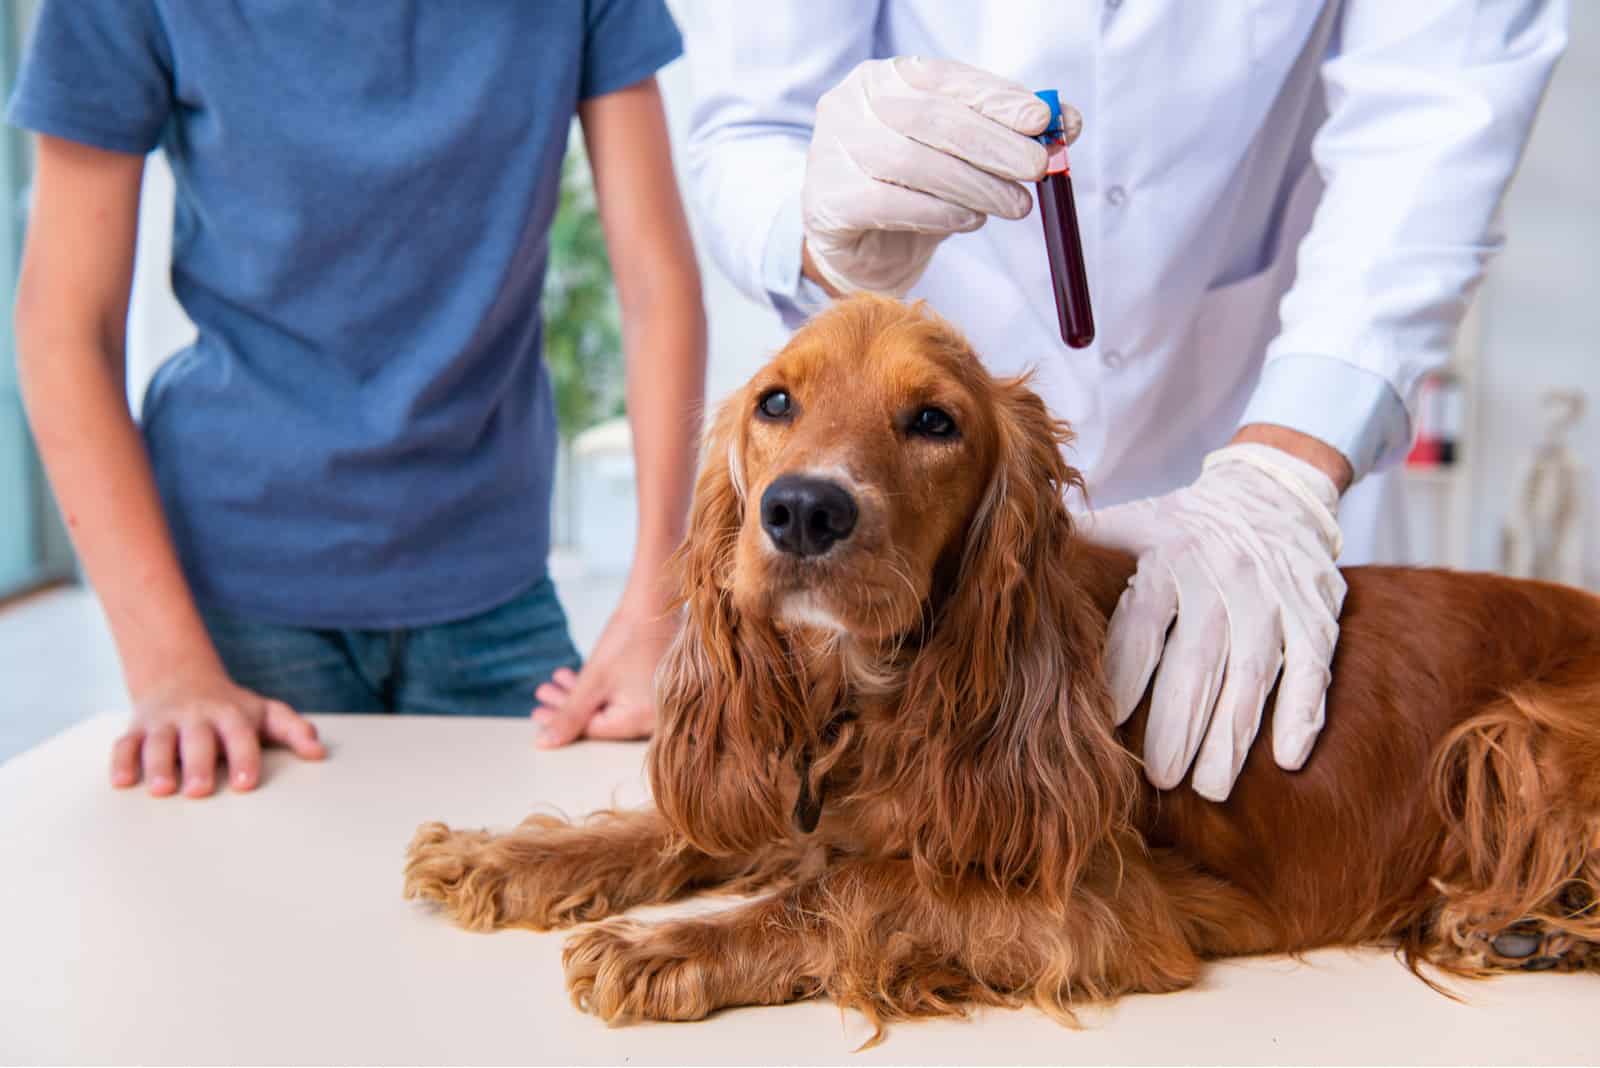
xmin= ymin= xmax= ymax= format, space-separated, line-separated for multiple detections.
xmin=1162 ymin=160 xmax=1321 ymax=491
xmin=1107 ymin=253 xmax=1292 ymax=498
xmin=1191 ymin=252 xmax=1288 ymax=374
xmin=1246 ymin=0 xmax=1328 ymax=79
xmin=1111 ymin=253 xmax=1288 ymax=496
xmin=1191 ymin=159 xmax=1321 ymax=364
xmin=1169 ymin=239 xmax=1298 ymax=479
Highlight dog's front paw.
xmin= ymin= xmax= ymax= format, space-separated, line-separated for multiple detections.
xmin=403 ymin=822 xmax=506 ymax=931
xmin=405 ymin=818 xmax=628 ymax=932
xmin=563 ymin=921 xmax=722 ymax=1024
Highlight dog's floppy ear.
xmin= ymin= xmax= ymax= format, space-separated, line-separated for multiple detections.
xmin=896 ymin=377 xmax=1135 ymax=903
xmin=648 ymin=395 xmax=798 ymax=855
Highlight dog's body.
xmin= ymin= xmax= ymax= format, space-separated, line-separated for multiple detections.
xmin=1112 ymin=554 xmax=1600 ymax=966
xmin=407 ymin=297 xmax=1599 ymax=1031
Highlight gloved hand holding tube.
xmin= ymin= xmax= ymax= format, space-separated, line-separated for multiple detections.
xmin=801 ymin=57 xmax=1082 ymax=297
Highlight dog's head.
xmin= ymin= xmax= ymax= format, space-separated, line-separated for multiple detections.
xmin=694 ymin=294 xmax=1083 ymax=639
xmin=726 ymin=294 xmax=1018 ymax=638
xmin=651 ymin=295 xmax=1131 ymax=898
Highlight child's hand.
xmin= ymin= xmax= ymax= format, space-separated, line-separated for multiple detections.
xmin=111 ymin=668 xmax=326 ymax=797
xmin=531 ymin=603 xmax=680 ymax=747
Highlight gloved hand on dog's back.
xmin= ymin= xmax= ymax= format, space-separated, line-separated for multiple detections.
xmin=802 ymin=57 xmax=1083 ymax=297
xmin=1085 ymin=442 xmax=1348 ymax=802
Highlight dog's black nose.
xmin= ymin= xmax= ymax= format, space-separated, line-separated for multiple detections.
xmin=761 ymin=475 xmax=858 ymax=557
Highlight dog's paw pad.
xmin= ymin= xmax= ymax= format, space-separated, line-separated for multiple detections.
xmin=1490 ymin=926 xmax=1542 ymax=959
xmin=1484 ymin=915 xmax=1598 ymax=973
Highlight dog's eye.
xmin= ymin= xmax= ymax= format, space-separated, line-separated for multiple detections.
xmin=757 ymin=389 xmax=792 ymax=421
xmin=910 ymin=406 xmax=958 ymax=439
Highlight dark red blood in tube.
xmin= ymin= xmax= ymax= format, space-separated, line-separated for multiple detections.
xmin=1037 ymin=171 xmax=1094 ymax=348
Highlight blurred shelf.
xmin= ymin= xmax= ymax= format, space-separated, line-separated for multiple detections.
xmin=1402 ymin=466 xmax=1465 ymax=485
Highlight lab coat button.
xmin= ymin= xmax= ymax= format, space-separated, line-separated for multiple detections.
xmin=1102 ymin=348 xmax=1125 ymax=369
xmin=1106 ymin=185 xmax=1128 ymax=207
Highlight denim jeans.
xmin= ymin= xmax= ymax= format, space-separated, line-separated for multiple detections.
xmin=201 ymin=576 xmax=582 ymax=716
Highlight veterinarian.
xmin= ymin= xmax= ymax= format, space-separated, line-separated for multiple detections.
xmin=9 ymin=3 xmax=703 ymax=796
xmin=675 ymin=3 xmax=1565 ymax=799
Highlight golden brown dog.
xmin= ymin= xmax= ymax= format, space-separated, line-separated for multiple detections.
xmin=405 ymin=295 xmax=1600 ymax=1033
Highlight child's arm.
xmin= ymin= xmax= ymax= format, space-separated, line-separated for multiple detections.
xmin=533 ymin=76 xmax=707 ymax=746
xmin=15 ymin=135 xmax=325 ymax=794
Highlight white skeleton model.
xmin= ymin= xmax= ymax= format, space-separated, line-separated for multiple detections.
xmin=1501 ymin=390 xmax=1588 ymax=586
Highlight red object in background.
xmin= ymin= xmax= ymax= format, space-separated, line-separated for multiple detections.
xmin=1406 ymin=371 xmax=1463 ymax=468
xmin=1407 ymin=436 xmax=1442 ymax=467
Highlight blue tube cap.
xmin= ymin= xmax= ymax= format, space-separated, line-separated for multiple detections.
xmin=1033 ymin=88 xmax=1068 ymax=147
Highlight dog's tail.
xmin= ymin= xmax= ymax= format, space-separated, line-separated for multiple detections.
xmin=1408 ymin=676 xmax=1600 ymax=977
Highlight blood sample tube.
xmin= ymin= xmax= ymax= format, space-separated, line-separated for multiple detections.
xmin=1033 ymin=90 xmax=1094 ymax=349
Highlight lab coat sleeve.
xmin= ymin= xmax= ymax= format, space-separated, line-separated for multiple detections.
xmin=675 ymin=1 xmax=881 ymax=327
xmin=1241 ymin=0 xmax=1567 ymax=479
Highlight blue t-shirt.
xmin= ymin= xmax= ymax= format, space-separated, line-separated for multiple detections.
xmin=8 ymin=1 xmax=681 ymax=627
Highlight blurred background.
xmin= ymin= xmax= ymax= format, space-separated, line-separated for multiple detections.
xmin=1 ymin=1 xmax=1596 ymax=760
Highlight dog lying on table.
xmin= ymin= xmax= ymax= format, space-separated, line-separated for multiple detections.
xmin=405 ymin=294 xmax=1599 ymax=1033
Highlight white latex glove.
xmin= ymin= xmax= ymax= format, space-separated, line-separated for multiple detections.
xmin=802 ymin=56 xmax=1082 ymax=297
xmin=1086 ymin=443 xmax=1348 ymax=802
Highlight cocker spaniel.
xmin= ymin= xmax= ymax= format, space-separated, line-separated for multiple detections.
xmin=405 ymin=295 xmax=1599 ymax=1034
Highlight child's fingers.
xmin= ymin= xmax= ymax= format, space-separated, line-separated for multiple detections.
xmin=583 ymin=700 xmax=655 ymax=741
xmin=110 ymin=730 xmax=144 ymax=788
xmin=143 ymin=725 xmax=180 ymax=797
xmin=214 ymin=710 xmax=262 ymax=790
xmin=532 ymin=671 xmax=579 ymax=717
xmin=533 ymin=681 xmax=568 ymax=709
xmin=535 ymin=671 xmax=606 ymax=749
xmin=262 ymin=701 xmax=325 ymax=759
xmin=179 ymin=722 xmax=219 ymax=797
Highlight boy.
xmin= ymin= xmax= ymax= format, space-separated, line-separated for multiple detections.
xmin=9 ymin=2 xmax=705 ymax=797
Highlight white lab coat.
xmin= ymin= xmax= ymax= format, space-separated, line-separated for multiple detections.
xmin=677 ymin=1 xmax=1566 ymax=564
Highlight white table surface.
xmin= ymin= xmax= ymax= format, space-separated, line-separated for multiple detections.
xmin=2 ymin=714 xmax=1595 ymax=1065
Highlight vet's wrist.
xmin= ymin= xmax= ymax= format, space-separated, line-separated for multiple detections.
xmin=1204 ymin=440 xmax=1344 ymax=559
xmin=1230 ymin=423 xmax=1354 ymax=495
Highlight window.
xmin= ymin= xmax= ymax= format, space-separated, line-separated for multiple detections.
xmin=0 ymin=0 xmax=71 ymax=598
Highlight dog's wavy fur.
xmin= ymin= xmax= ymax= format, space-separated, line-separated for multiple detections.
xmin=406 ymin=295 xmax=1600 ymax=1038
